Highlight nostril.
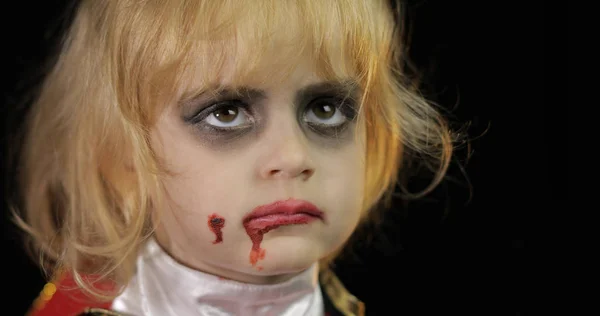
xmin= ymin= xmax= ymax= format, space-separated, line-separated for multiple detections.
xmin=269 ymin=169 xmax=282 ymax=176
xmin=301 ymin=169 xmax=314 ymax=179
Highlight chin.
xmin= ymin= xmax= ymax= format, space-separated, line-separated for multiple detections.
xmin=245 ymin=235 xmax=327 ymax=275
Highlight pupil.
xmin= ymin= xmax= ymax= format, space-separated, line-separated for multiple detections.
xmin=214 ymin=107 xmax=238 ymax=123
xmin=314 ymin=104 xmax=334 ymax=119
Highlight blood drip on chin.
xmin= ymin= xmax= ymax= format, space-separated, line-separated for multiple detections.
xmin=244 ymin=225 xmax=280 ymax=267
xmin=208 ymin=214 xmax=225 ymax=244
xmin=243 ymin=214 xmax=315 ymax=269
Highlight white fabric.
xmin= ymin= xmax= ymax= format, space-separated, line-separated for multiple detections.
xmin=111 ymin=239 xmax=324 ymax=316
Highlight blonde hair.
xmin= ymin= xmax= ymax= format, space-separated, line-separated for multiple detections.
xmin=14 ymin=0 xmax=455 ymax=300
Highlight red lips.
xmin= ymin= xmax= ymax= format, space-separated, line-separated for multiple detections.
xmin=242 ymin=198 xmax=325 ymax=267
xmin=242 ymin=198 xmax=325 ymax=225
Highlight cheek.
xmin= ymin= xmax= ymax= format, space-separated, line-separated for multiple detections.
xmin=158 ymin=151 xmax=250 ymax=222
xmin=315 ymin=145 xmax=365 ymax=232
xmin=151 ymin=120 xmax=253 ymax=245
xmin=153 ymin=112 xmax=244 ymax=209
xmin=155 ymin=152 xmax=261 ymax=266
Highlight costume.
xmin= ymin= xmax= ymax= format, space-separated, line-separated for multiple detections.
xmin=27 ymin=239 xmax=364 ymax=316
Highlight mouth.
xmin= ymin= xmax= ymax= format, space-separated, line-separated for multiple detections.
xmin=242 ymin=198 xmax=325 ymax=267
xmin=242 ymin=198 xmax=325 ymax=230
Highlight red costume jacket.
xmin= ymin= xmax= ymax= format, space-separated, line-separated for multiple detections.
xmin=27 ymin=273 xmax=115 ymax=316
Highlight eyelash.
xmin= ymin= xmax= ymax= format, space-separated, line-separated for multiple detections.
xmin=189 ymin=97 xmax=356 ymax=136
xmin=303 ymin=97 xmax=356 ymax=136
xmin=189 ymin=100 xmax=254 ymax=132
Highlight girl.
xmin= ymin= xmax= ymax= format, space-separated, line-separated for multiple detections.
xmin=17 ymin=1 xmax=455 ymax=315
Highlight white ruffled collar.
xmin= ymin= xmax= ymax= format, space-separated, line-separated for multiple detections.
xmin=111 ymin=238 xmax=324 ymax=316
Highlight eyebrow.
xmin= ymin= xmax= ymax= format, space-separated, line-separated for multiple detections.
xmin=179 ymin=86 xmax=266 ymax=109
xmin=294 ymin=81 xmax=359 ymax=106
xmin=179 ymin=80 xmax=359 ymax=109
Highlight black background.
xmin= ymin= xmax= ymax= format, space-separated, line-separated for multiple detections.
xmin=2 ymin=1 xmax=551 ymax=315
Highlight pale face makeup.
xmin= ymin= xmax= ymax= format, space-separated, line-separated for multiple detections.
xmin=150 ymin=62 xmax=366 ymax=285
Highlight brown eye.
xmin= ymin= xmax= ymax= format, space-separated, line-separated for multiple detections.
xmin=304 ymin=100 xmax=346 ymax=126
xmin=311 ymin=104 xmax=335 ymax=119
xmin=204 ymin=104 xmax=250 ymax=128
xmin=213 ymin=106 xmax=238 ymax=123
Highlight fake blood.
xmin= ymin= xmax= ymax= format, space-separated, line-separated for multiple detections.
xmin=242 ymin=199 xmax=324 ymax=268
xmin=243 ymin=225 xmax=279 ymax=266
xmin=243 ymin=216 xmax=319 ymax=266
xmin=208 ymin=214 xmax=225 ymax=244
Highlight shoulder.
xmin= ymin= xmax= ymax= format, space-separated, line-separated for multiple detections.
xmin=26 ymin=273 xmax=115 ymax=316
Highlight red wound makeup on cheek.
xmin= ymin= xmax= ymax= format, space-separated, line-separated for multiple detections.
xmin=208 ymin=214 xmax=225 ymax=244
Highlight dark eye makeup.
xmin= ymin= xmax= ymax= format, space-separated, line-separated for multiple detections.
xmin=180 ymin=82 xmax=359 ymax=145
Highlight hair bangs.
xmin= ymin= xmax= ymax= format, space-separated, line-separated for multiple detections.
xmin=130 ymin=0 xmax=392 ymax=110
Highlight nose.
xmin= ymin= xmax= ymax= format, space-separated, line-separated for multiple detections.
xmin=258 ymin=122 xmax=315 ymax=181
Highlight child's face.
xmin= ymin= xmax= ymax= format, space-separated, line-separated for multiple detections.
xmin=151 ymin=61 xmax=365 ymax=283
